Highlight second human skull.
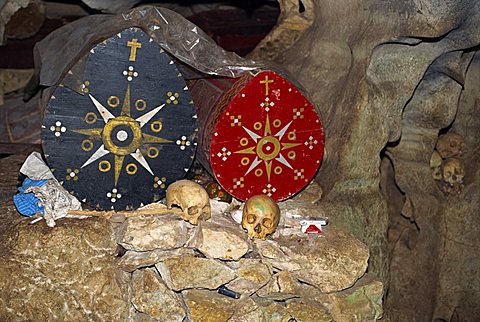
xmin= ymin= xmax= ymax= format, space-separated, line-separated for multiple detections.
xmin=436 ymin=132 xmax=466 ymax=159
xmin=441 ymin=158 xmax=465 ymax=185
xmin=166 ymin=179 xmax=211 ymax=225
xmin=242 ymin=195 xmax=280 ymax=239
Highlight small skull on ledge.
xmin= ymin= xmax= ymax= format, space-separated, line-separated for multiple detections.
xmin=241 ymin=195 xmax=280 ymax=239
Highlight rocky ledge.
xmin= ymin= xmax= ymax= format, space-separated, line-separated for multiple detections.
xmin=0 ymin=198 xmax=383 ymax=321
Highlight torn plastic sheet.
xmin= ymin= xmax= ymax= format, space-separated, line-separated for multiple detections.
xmin=26 ymin=180 xmax=82 ymax=227
xmin=81 ymin=0 xmax=141 ymax=13
xmin=19 ymin=151 xmax=55 ymax=180
xmin=13 ymin=178 xmax=47 ymax=216
xmin=30 ymin=5 xmax=264 ymax=96
xmin=16 ymin=152 xmax=83 ymax=227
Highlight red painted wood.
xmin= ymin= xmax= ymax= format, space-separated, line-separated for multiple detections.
xmin=204 ymin=70 xmax=325 ymax=201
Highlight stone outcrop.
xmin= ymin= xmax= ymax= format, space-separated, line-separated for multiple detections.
xmin=256 ymin=270 xmax=301 ymax=301
xmin=156 ymin=256 xmax=237 ymax=291
xmin=116 ymin=214 xmax=188 ymax=251
xmin=183 ymin=289 xmax=238 ymax=322
xmin=117 ymin=248 xmax=195 ymax=272
xmin=131 ymin=268 xmax=186 ymax=321
xmin=0 ymin=155 xmax=382 ymax=321
xmin=250 ymin=0 xmax=480 ymax=319
xmin=0 ymin=200 xmax=381 ymax=321
xmin=256 ymin=229 xmax=369 ymax=293
xmin=226 ymin=259 xmax=272 ymax=295
xmin=190 ymin=220 xmax=250 ymax=260
xmin=0 ymin=217 xmax=132 ymax=321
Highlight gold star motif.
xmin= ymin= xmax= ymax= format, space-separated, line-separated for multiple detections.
xmin=73 ymin=84 xmax=171 ymax=186
xmin=235 ymin=114 xmax=300 ymax=182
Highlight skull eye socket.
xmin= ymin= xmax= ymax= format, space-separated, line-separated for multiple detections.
xmin=262 ymin=218 xmax=273 ymax=228
xmin=187 ymin=206 xmax=199 ymax=216
xmin=247 ymin=214 xmax=256 ymax=224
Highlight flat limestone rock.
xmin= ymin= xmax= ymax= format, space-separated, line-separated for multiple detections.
xmin=228 ymin=297 xmax=297 ymax=322
xmin=116 ymin=214 xmax=188 ymax=251
xmin=183 ymin=289 xmax=238 ymax=322
xmin=0 ymin=218 xmax=132 ymax=321
xmin=286 ymin=273 xmax=384 ymax=322
xmin=248 ymin=297 xmax=292 ymax=322
xmin=286 ymin=298 xmax=332 ymax=322
xmin=192 ymin=221 xmax=249 ymax=260
xmin=256 ymin=270 xmax=301 ymax=301
xmin=118 ymin=248 xmax=195 ymax=272
xmin=118 ymin=249 xmax=161 ymax=272
xmin=131 ymin=268 xmax=186 ymax=322
xmin=227 ymin=297 xmax=264 ymax=322
xmin=134 ymin=312 xmax=158 ymax=322
xmin=254 ymin=239 xmax=303 ymax=271
xmin=255 ymin=228 xmax=369 ymax=293
xmin=326 ymin=275 xmax=384 ymax=321
xmin=156 ymin=256 xmax=237 ymax=291
xmin=226 ymin=259 xmax=272 ymax=295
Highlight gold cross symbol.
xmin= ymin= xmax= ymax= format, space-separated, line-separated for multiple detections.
xmin=127 ymin=38 xmax=142 ymax=61
xmin=260 ymin=75 xmax=274 ymax=96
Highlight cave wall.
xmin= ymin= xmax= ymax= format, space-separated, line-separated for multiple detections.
xmin=252 ymin=0 xmax=480 ymax=320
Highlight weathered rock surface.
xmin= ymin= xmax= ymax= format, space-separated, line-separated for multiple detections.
xmin=256 ymin=270 xmax=301 ymax=300
xmin=286 ymin=298 xmax=332 ymax=322
xmin=226 ymin=259 xmax=272 ymax=295
xmin=0 ymin=217 xmax=132 ymax=321
xmin=118 ymin=248 xmax=195 ymax=272
xmin=0 ymin=200 xmax=381 ymax=322
xmin=134 ymin=312 xmax=158 ymax=322
xmin=227 ymin=299 xmax=263 ymax=322
xmin=327 ymin=275 xmax=383 ymax=322
xmin=251 ymin=298 xmax=292 ymax=322
xmin=256 ymin=228 xmax=369 ymax=292
xmin=191 ymin=221 xmax=249 ymax=260
xmin=0 ymin=150 xmax=382 ymax=321
xmin=116 ymin=214 xmax=188 ymax=251
xmin=183 ymin=289 xmax=238 ymax=322
xmin=254 ymin=0 xmax=480 ymax=320
xmin=156 ymin=256 xmax=237 ymax=291
xmin=0 ymin=0 xmax=45 ymax=45
xmin=131 ymin=268 xmax=186 ymax=322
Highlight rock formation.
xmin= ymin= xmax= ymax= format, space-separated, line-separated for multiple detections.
xmin=251 ymin=0 xmax=480 ymax=320
xmin=0 ymin=156 xmax=382 ymax=321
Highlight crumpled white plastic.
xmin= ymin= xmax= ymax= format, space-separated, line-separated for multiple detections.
xmin=26 ymin=180 xmax=82 ymax=227
xmin=19 ymin=152 xmax=83 ymax=227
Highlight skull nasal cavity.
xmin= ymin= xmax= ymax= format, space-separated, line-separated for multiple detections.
xmin=254 ymin=224 xmax=262 ymax=233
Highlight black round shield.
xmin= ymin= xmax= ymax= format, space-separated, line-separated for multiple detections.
xmin=42 ymin=27 xmax=197 ymax=210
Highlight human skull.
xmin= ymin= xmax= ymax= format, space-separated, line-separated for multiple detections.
xmin=430 ymin=151 xmax=443 ymax=181
xmin=432 ymin=167 xmax=443 ymax=181
xmin=441 ymin=158 xmax=465 ymax=185
xmin=166 ymin=179 xmax=211 ymax=225
xmin=242 ymin=195 xmax=280 ymax=239
xmin=436 ymin=132 xmax=466 ymax=159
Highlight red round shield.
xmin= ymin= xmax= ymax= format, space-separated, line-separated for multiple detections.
xmin=209 ymin=71 xmax=324 ymax=201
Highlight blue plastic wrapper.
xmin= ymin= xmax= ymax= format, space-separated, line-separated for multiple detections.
xmin=13 ymin=178 xmax=48 ymax=217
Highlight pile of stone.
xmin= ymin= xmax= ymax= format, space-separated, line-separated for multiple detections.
xmin=0 ymin=196 xmax=383 ymax=321
xmin=113 ymin=203 xmax=381 ymax=321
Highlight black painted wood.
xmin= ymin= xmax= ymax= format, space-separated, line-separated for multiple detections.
xmin=42 ymin=27 xmax=197 ymax=210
